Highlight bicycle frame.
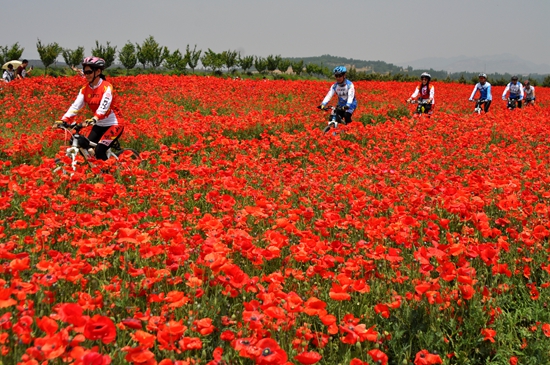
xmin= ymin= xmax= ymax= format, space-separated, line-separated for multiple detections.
xmin=473 ymin=99 xmax=488 ymax=114
xmin=408 ymin=99 xmax=431 ymax=115
xmin=56 ymin=124 xmax=118 ymax=172
xmin=321 ymin=106 xmax=344 ymax=134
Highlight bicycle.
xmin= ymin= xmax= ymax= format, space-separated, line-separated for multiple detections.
xmin=505 ymin=97 xmax=520 ymax=110
xmin=53 ymin=121 xmax=141 ymax=173
xmin=524 ymin=97 xmax=535 ymax=107
xmin=471 ymin=99 xmax=488 ymax=114
xmin=407 ymin=99 xmax=432 ymax=116
xmin=318 ymin=105 xmax=346 ymax=134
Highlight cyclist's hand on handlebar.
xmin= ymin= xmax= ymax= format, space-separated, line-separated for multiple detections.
xmin=53 ymin=120 xmax=65 ymax=128
xmin=318 ymin=104 xmax=326 ymax=110
xmin=343 ymin=105 xmax=349 ymax=111
xmin=84 ymin=116 xmax=98 ymax=126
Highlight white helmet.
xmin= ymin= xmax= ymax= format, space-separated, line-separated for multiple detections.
xmin=420 ymin=72 xmax=431 ymax=80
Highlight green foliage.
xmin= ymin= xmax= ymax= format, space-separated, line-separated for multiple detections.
xmin=62 ymin=46 xmax=85 ymax=67
xmin=164 ymin=49 xmax=188 ymax=72
xmin=0 ymin=45 xmax=6 ymax=64
xmin=118 ymin=41 xmax=137 ymax=72
xmin=185 ymin=44 xmax=202 ymax=72
xmin=5 ymin=42 xmax=24 ymax=61
xmin=542 ymin=75 xmax=550 ymax=87
xmin=253 ymin=56 xmax=268 ymax=74
xmin=238 ymin=55 xmax=254 ymax=72
xmin=92 ymin=41 xmax=117 ymax=69
xmin=221 ymin=50 xmax=238 ymax=72
xmin=290 ymin=60 xmax=304 ymax=75
xmin=278 ymin=59 xmax=291 ymax=73
xmin=266 ymin=54 xmax=281 ymax=73
xmin=136 ymin=36 xmax=168 ymax=69
xmin=201 ymin=49 xmax=224 ymax=73
xmin=36 ymin=39 xmax=62 ymax=75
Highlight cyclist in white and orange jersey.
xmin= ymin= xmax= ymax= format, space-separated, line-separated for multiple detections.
xmin=407 ymin=72 xmax=435 ymax=115
xmin=57 ymin=57 xmax=123 ymax=160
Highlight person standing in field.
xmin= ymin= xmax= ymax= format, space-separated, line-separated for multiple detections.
xmin=407 ymin=72 xmax=435 ymax=115
xmin=55 ymin=57 xmax=123 ymax=161
xmin=16 ymin=59 xmax=33 ymax=79
xmin=469 ymin=73 xmax=493 ymax=112
xmin=523 ymin=80 xmax=535 ymax=106
xmin=2 ymin=64 xmax=15 ymax=83
xmin=319 ymin=66 xmax=357 ymax=125
xmin=502 ymin=75 xmax=524 ymax=109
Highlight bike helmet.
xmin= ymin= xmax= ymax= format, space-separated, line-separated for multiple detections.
xmin=420 ymin=72 xmax=431 ymax=80
xmin=82 ymin=56 xmax=106 ymax=70
xmin=511 ymin=75 xmax=518 ymax=81
xmin=524 ymin=80 xmax=530 ymax=86
xmin=333 ymin=66 xmax=347 ymax=75
xmin=478 ymin=73 xmax=487 ymax=78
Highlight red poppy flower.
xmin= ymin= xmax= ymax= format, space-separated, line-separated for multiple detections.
xmin=294 ymin=350 xmax=322 ymax=364
xmin=255 ymin=338 xmax=288 ymax=365
xmin=414 ymin=350 xmax=443 ymax=365
xmin=84 ymin=315 xmax=117 ymax=344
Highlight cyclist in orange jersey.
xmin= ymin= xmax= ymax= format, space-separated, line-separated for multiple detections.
xmin=57 ymin=57 xmax=123 ymax=160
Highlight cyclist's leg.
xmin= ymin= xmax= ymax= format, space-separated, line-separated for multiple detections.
xmin=95 ymin=125 xmax=124 ymax=161
xmin=517 ymin=99 xmax=523 ymax=109
xmin=425 ymin=104 xmax=433 ymax=115
xmin=484 ymin=101 xmax=491 ymax=113
xmin=344 ymin=112 xmax=352 ymax=124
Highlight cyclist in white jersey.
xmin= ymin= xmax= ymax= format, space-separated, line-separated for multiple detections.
xmin=523 ymin=80 xmax=536 ymax=105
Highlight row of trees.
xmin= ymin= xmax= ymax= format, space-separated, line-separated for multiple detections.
xmin=3 ymin=38 xmax=550 ymax=86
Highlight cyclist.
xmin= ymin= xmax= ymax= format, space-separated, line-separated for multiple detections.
xmin=319 ymin=66 xmax=357 ymax=125
xmin=502 ymin=75 xmax=524 ymax=109
xmin=469 ymin=73 xmax=493 ymax=113
xmin=407 ymin=72 xmax=434 ymax=115
xmin=56 ymin=57 xmax=123 ymax=160
xmin=523 ymin=80 xmax=535 ymax=106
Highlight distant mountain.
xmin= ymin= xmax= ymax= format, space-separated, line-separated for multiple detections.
xmin=397 ymin=54 xmax=550 ymax=75
xmin=284 ymin=54 xmax=408 ymax=74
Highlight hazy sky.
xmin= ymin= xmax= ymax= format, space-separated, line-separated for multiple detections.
xmin=3 ymin=0 xmax=550 ymax=66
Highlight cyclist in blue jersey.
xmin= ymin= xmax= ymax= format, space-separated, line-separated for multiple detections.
xmin=319 ymin=66 xmax=357 ymax=124
xmin=469 ymin=73 xmax=493 ymax=112
xmin=502 ymin=75 xmax=524 ymax=109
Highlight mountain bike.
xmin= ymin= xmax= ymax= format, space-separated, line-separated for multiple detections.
xmin=506 ymin=97 xmax=520 ymax=110
xmin=318 ymin=105 xmax=346 ymax=134
xmin=524 ymin=97 xmax=535 ymax=107
xmin=54 ymin=121 xmax=141 ymax=173
xmin=471 ymin=99 xmax=488 ymax=114
xmin=407 ymin=99 xmax=432 ymax=116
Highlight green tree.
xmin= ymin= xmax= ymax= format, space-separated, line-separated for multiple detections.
xmin=62 ymin=46 xmax=85 ymax=67
xmin=91 ymin=41 xmax=117 ymax=69
xmin=306 ymin=63 xmax=321 ymax=76
xmin=118 ymin=41 xmax=137 ymax=73
xmin=238 ymin=55 xmax=254 ymax=73
xmin=291 ymin=60 xmax=304 ymax=75
xmin=542 ymin=75 xmax=550 ymax=88
xmin=6 ymin=42 xmax=24 ymax=61
xmin=221 ymin=50 xmax=238 ymax=73
xmin=266 ymin=54 xmax=281 ymax=73
xmin=0 ymin=45 xmax=8 ymax=65
xmin=136 ymin=36 xmax=168 ymax=69
xmin=185 ymin=45 xmax=202 ymax=73
xmin=201 ymin=49 xmax=224 ymax=73
xmin=254 ymin=56 xmax=268 ymax=74
xmin=278 ymin=59 xmax=291 ymax=74
xmin=165 ymin=49 xmax=188 ymax=72
xmin=36 ymin=39 xmax=62 ymax=75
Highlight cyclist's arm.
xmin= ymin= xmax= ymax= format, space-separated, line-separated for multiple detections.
xmin=93 ymin=85 xmax=114 ymax=120
xmin=532 ymin=86 xmax=536 ymax=98
xmin=321 ymin=85 xmax=336 ymax=106
xmin=502 ymin=84 xmax=510 ymax=99
xmin=61 ymin=89 xmax=86 ymax=122
xmin=486 ymin=84 xmax=492 ymax=100
xmin=346 ymin=83 xmax=355 ymax=107
xmin=410 ymin=86 xmax=420 ymax=99
xmin=469 ymin=85 xmax=478 ymax=100
xmin=519 ymin=85 xmax=524 ymax=100
xmin=429 ymin=85 xmax=435 ymax=104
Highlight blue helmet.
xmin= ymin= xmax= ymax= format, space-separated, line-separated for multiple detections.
xmin=333 ymin=66 xmax=347 ymax=75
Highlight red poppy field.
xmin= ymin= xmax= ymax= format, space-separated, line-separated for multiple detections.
xmin=0 ymin=76 xmax=550 ymax=365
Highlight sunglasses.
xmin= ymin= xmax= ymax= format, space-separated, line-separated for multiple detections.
xmin=83 ymin=70 xmax=95 ymax=75
xmin=334 ymin=73 xmax=344 ymax=78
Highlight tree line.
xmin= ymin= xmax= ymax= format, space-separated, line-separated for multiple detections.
xmin=2 ymin=38 xmax=550 ymax=86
